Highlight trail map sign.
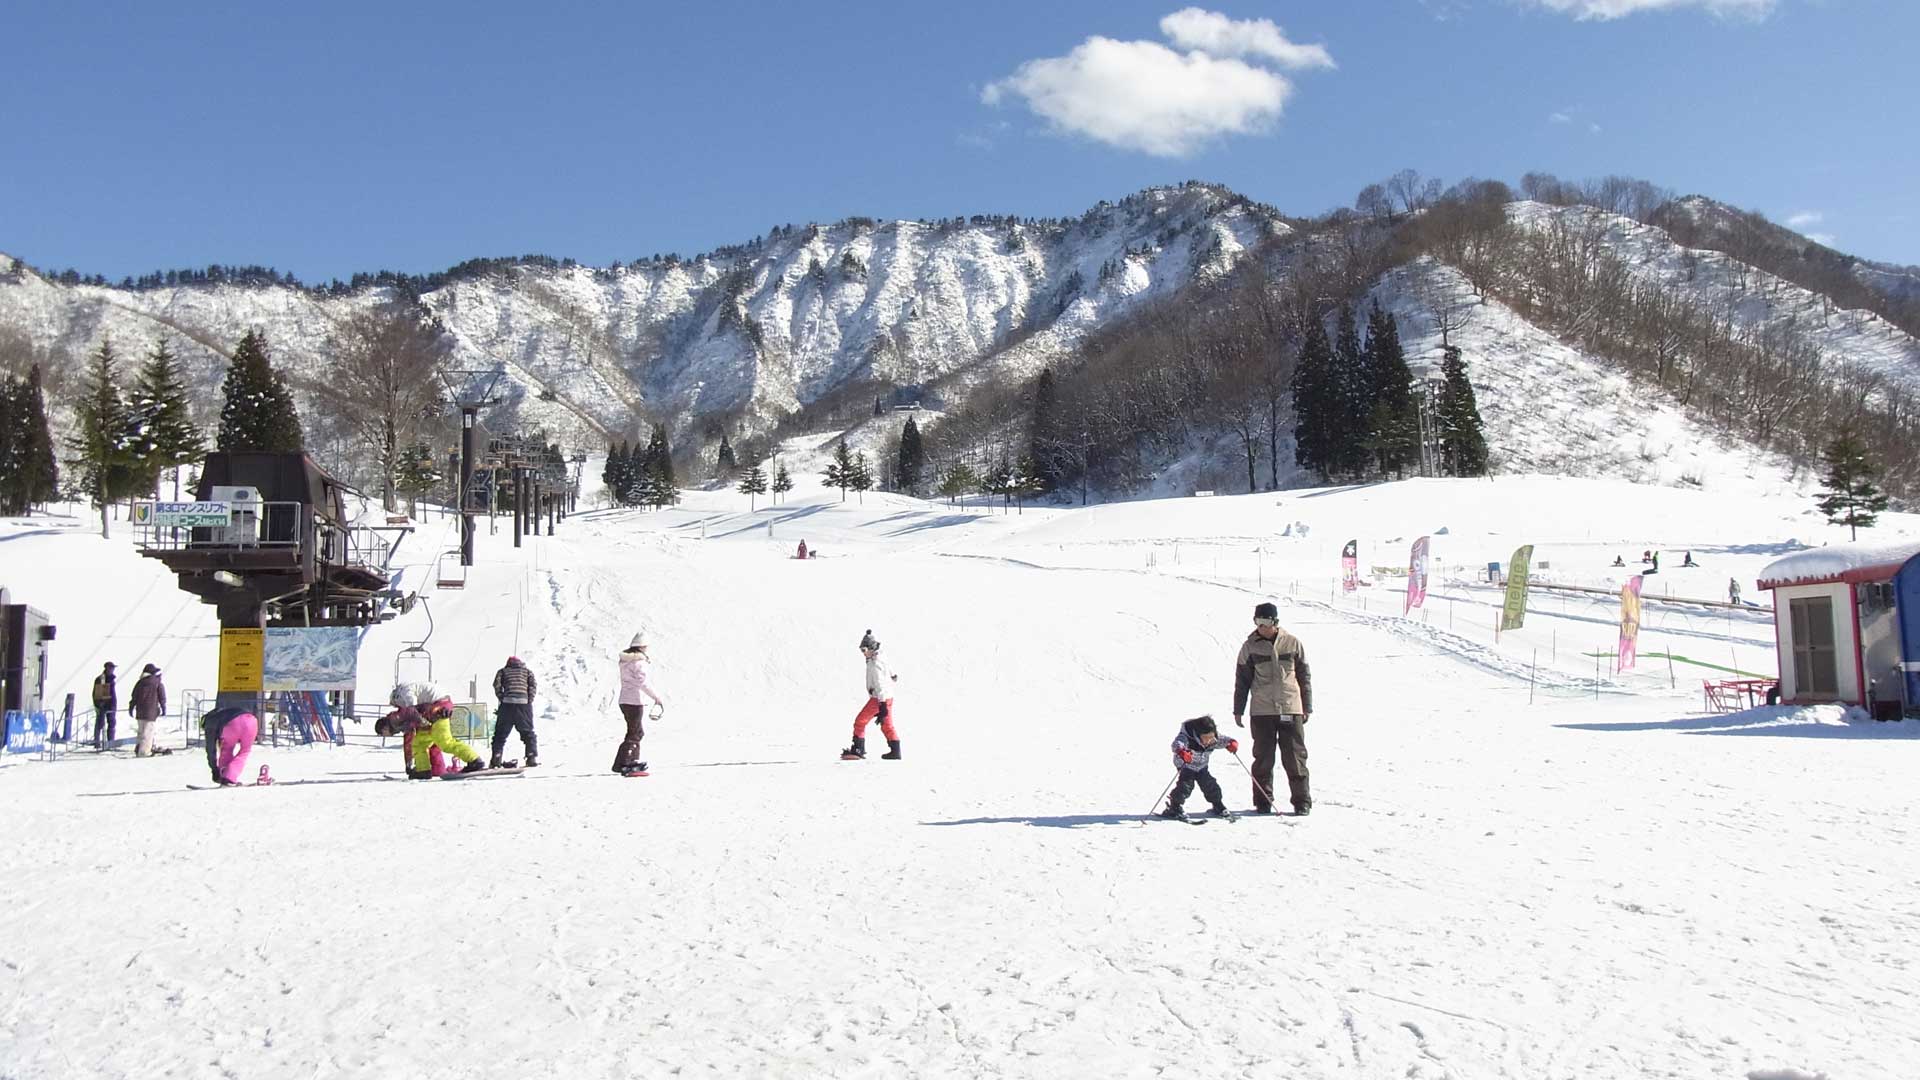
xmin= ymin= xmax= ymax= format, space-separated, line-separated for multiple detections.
xmin=263 ymin=628 xmax=358 ymax=692
xmin=135 ymin=502 xmax=232 ymax=528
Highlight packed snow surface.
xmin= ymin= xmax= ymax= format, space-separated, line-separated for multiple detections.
xmin=4 ymin=472 xmax=1918 ymax=1079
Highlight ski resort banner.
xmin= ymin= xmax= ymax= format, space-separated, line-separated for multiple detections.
xmin=1501 ymin=544 xmax=1534 ymax=631
xmin=1341 ymin=540 xmax=1359 ymax=594
xmin=218 ymin=628 xmax=265 ymax=692
xmin=262 ymin=628 xmax=359 ymax=692
xmin=133 ymin=501 xmax=232 ymax=528
xmin=1404 ymin=536 xmax=1430 ymax=614
xmin=1618 ymin=575 xmax=1645 ymax=672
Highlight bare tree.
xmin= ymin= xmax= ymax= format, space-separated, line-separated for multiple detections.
xmin=308 ymin=301 xmax=452 ymax=511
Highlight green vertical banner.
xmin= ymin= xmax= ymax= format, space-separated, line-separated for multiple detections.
xmin=1500 ymin=544 xmax=1534 ymax=632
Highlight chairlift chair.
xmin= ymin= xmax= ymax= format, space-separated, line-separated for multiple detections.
xmin=436 ymin=549 xmax=467 ymax=589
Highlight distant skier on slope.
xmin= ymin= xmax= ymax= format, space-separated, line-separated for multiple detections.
xmin=614 ymin=633 xmax=664 ymax=776
xmin=841 ymin=630 xmax=899 ymax=760
xmin=1158 ymin=715 xmax=1236 ymax=821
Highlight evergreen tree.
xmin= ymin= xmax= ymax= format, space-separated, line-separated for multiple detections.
xmin=127 ymin=338 xmax=203 ymax=498
xmin=983 ymin=458 xmax=1017 ymax=511
xmin=20 ymin=364 xmax=58 ymax=510
xmin=1291 ymin=319 xmax=1337 ymax=481
xmin=938 ymin=461 xmax=978 ymax=508
xmin=216 ymin=330 xmax=304 ymax=453
xmin=644 ymin=427 xmax=677 ymax=502
xmin=395 ymin=441 xmax=444 ymax=516
xmin=1331 ymin=304 xmax=1371 ymax=480
xmin=1029 ymin=367 xmax=1063 ymax=491
xmin=848 ymin=451 xmax=874 ymax=503
xmin=772 ymin=462 xmax=793 ymax=503
xmin=0 ymin=377 xmax=21 ymax=513
xmin=1435 ymin=346 xmax=1488 ymax=476
xmin=1362 ymin=303 xmax=1417 ymax=476
xmin=873 ymin=396 xmax=884 ymax=417
xmin=1816 ymin=430 xmax=1890 ymax=540
xmin=896 ymin=416 xmax=926 ymax=494
xmin=71 ymin=339 xmax=142 ymax=536
xmin=736 ymin=459 xmax=768 ymax=510
xmin=602 ymin=441 xmax=627 ymax=505
xmin=823 ymin=441 xmax=856 ymax=501
xmin=716 ymin=433 xmax=737 ymax=475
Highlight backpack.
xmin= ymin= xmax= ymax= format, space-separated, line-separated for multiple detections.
xmin=93 ymin=675 xmax=112 ymax=705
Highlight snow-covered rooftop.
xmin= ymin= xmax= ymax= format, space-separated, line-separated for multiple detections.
xmin=1757 ymin=538 xmax=1920 ymax=590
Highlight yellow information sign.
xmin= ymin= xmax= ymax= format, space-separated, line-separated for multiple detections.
xmin=219 ymin=628 xmax=265 ymax=692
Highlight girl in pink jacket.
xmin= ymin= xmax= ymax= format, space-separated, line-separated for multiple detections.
xmin=613 ymin=633 xmax=664 ymax=776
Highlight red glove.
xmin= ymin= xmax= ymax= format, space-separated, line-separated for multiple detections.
xmin=1179 ymin=748 xmax=1194 ymax=764
xmin=1224 ymin=738 xmax=1238 ymax=753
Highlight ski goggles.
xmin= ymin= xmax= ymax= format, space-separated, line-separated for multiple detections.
xmin=1254 ymin=616 xmax=1278 ymax=627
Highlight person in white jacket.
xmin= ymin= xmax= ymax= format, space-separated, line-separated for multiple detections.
xmin=614 ymin=633 xmax=665 ymax=775
xmin=841 ymin=629 xmax=900 ymax=760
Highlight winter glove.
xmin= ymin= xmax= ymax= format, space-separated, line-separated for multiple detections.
xmin=1178 ymin=748 xmax=1194 ymax=764
xmin=1224 ymin=738 xmax=1238 ymax=753
xmin=1233 ymin=714 xmax=1244 ymax=728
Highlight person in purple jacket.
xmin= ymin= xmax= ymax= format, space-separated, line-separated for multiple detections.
xmin=613 ymin=633 xmax=665 ymax=776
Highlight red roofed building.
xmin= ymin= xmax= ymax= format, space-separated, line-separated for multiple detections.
xmin=1756 ymin=539 xmax=1920 ymax=713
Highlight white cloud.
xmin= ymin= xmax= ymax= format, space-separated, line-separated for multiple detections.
xmin=981 ymin=10 xmax=1334 ymax=158
xmin=1158 ymin=8 xmax=1336 ymax=70
xmin=1806 ymin=232 xmax=1837 ymax=247
xmin=1549 ymin=111 xmax=1572 ymax=124
xmin=1520 ymin=0 xmax=1777 ymax=20
xmin=1589 ymin=122 xmax=1603 ymax=134
xmin=1786 ymin=210 xmax=1824 ymax=229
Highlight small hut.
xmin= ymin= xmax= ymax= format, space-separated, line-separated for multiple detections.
xmin=1756 ymin=539 xmax=1920 ymax=716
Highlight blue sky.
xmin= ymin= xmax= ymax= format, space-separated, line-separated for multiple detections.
xmin=3 ymin=1 xmax=1912 ymax=284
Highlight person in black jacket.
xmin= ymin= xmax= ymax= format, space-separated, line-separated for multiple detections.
xmin=91 ymin=662 xmax=117 ymax=750
xmin=490 ymin=656 xmax=538 ymax=768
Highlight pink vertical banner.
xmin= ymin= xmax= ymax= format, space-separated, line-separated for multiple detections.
xmin=1341 ymin=539 xmax=1359 ymax=594
xmin=1617 ymin=575 xmax=1644 ymax=672
xmin=1404 ymin=535 xmax=1430 ymax=614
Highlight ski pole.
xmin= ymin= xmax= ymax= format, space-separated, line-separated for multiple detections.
xmin=1229 ymin=750 xmax=1279 ymax=810
xmin=1143 ymin=774 xmax=1177 ymax=818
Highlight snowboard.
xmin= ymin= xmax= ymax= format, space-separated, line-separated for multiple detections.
xmin=187 ymin=783 xmax=248 ymax=790
xmin=439 ymin=765 xmax=528 ymax=780
xmin=1147 ymin=811 xmax=1239 ymax=825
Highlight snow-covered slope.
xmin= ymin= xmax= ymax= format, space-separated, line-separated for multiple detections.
xmin=1370 ymin=258 xmax=1810 ymax=497
xmin=1508 ymin=201 xmax=1920 ymax=393
xmin=5 ymin=475 xmax=1920 ymax=1079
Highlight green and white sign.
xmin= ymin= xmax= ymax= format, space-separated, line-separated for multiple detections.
xmin=135 ymin=501 xmax=233 ymax=527
xmin=1500 ymin=544 xmax=1534 ymax=631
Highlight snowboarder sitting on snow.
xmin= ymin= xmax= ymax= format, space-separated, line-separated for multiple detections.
xmin=1611 ymin=555 xmax=1626 ymax=567
xmin=405 ymin=684 xmax=484 ymax=778
xmin=375 ymin=683 xmax=454 ymax=777
xmin=1160 ymin=715 xmax=1237 ymax=821
xmin=842 ymin=630 xmax=899 ymax=760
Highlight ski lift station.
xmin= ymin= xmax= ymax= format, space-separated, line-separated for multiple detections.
xmin=137 ymin=452 xmax=409 ymax=633
xmin=1757 ymin=538 xmax=1920 ymax=718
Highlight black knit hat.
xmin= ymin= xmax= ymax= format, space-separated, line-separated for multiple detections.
xmin=859 ymin=629 xmax=879 ymax=651
xmin=1253 ymin=601 xmax=1279 ymax=620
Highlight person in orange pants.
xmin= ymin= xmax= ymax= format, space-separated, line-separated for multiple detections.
xmin=841 ymin=630 xmax=900 ymax=760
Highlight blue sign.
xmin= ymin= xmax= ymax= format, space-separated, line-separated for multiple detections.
xmin=3 ymin=711 xmax=50 ymax=754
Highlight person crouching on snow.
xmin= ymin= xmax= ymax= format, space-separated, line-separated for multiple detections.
xmin=842 ymin=630 xmax=900 ymax=760
xmin=201 ymin=706 xmax=260 ymax=787
xmin=1160 ymin=715 xmax=1237 ymax=821
xmin=376 ymin=683 xmax=453 ymax=778
xmin=614 ymin=633 xmax=664 ymax=776
xmin=407 ymin=684 xmax=484 ymax=777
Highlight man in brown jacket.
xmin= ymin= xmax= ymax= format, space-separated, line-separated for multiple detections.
xmin=1232 ymin=601 xmax=1313 ymax=816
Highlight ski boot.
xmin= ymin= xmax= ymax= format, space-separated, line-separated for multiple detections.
xmin=840 ymin=736 xmax=866 ymax=761
xmin=619 ymin=760 xmax=649 ymax=777
xmin=1207 ymin=804 xmax=1235 ymax=820
xmin=881 ymin=740 xmax=902 ymax=760
xmin=524 ymin=754 xmax=539 ymax=768
xmin=459 ymin=758 xmax=487 ymax=774
xmin=488 ymin=753 xmax=503 ymax=769
xmin=1158 ymin=804 xmax=1188 ymax=821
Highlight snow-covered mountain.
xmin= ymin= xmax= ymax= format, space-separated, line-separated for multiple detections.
xmin=0 ymin=183 xmax=1280 ymax=452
